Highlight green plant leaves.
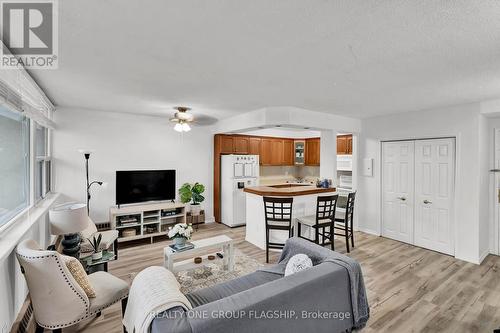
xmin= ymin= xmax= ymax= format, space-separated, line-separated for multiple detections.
xmin=178 ymin=182 xmax=205 ymax=204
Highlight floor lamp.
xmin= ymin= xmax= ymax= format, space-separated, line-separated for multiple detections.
xmin=80 ymin=150 xmax=105 ymax=215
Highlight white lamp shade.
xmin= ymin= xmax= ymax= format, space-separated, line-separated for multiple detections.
xmin=49 ymin=203 xmax=90 ymax=235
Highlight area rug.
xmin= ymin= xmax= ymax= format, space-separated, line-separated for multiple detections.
xmin=175 ymin=249 xmax=265 ymax=294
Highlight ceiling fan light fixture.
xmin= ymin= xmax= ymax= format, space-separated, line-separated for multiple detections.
xmin=182 ymin=122 xmax=191 ymax=132
xmin=174 ymin=123 xmax=183 ymax=132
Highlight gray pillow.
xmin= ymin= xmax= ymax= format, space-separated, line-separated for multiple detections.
xmin=284 ymin=253 xmax=313 ymax=276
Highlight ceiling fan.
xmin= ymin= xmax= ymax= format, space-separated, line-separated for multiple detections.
xmin=169 ymin=106 xmax=217 ymax=132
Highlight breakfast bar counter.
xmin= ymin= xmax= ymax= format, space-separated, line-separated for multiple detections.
xmin=243 ymin=184 xmax=337 ymax=249
xmin=243 ymin=184 xmax=336 ymax=197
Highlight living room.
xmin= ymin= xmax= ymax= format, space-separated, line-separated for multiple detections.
xmin=3 ymin=1 xmax=500 ymax=333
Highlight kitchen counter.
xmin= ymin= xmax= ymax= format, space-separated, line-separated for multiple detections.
xmin=243 ymin=184 xmax=336 ymax=197
xmin=244 ymin=184 xmax=338 ymax=250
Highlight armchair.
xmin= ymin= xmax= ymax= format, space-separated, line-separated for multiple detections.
xmin=16 ymin=239 xmax=129 ymax=332
xmin=81 ymin=218 xmax=119 ymax=259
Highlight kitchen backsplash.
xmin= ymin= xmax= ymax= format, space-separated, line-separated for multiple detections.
xmin=259 ymin=165 xmax=320 ymax=185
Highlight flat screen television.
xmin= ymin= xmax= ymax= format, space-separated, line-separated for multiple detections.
xmin=116 ymin=170 xmax=176 ymax=205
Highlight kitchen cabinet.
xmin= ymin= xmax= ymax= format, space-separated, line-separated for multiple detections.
xmin=260 ymin=138 xmax=273 ymax=165
xmin=220 ymin=136 xmax=234 ymax=153
xmin=270 ymin=139 xmax=284 ymax=165
xmin=337 ymin=134 xmax=352 ymax=155
xmin=248 ymin=137 xmax=261 ymax=155
xmin=283 ymin=139 xmax=294 ymax=165
xmin=305 ymin=138 xmax=320 ymax=165
xmin=233 ymin=136 xmax=249 ymax=153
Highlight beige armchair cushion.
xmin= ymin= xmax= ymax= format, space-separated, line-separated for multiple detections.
xmin=61 ymin=255 xmax=96 ymax=298
xmin=88 ymin=271 xmax=129 ymax=315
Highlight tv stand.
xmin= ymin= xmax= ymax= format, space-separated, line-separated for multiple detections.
xmin=110 ymin=201 xmax=186 ymax=245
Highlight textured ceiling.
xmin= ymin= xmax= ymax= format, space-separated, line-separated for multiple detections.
xmin=29 ymin=0 xmax=500 ymax=120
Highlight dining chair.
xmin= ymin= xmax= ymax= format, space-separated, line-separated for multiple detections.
xmin=334 ymin=191 xmax=356 ymax=253
xmin=263 ymin=197 xmax=294 ymax=263
xmin=296 ymin=195 xmax=338 ymax=250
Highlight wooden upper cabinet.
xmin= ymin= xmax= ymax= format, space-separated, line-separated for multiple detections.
xmin=233 ymin=136 xmax=249 ymax=153
xmin=337 ymin=135 xmax=352 ymax=155
xmin=220 ymin=136 xmax=234 ymax=153
xmin=270 ymin=139 xmax=284 ymax=165
xmin=283 ymin=139 xmax=294 ymax=165
xmin=260 ymin=138 xmax=273 ymax=165
xmin=248 ymin=137 xmax=261 ymax=155
xmin=305 ymin=138 xmax=320 ymax=166
xmin=346 ymin=136 xmax=353 ymax=154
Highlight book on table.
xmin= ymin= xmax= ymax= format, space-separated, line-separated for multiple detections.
xmin=169 ymin=242 xmax=195 ymax=252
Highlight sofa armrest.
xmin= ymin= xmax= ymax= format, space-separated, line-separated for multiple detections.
xmin=185 ymin=262 xmax=354 ymax=333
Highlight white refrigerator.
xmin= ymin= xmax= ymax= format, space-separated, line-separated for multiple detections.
xmin=221 ymin=155 xmax=259 ymax=227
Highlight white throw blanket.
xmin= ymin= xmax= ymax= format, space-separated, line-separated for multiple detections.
xmin=123 ymin=266 xmax=193 ymax=333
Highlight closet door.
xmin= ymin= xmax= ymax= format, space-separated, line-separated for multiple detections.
xmin=414 ymin=138 xmax=455 ymax=255
xmin=382 ymin=141 xmax=415 ymax=244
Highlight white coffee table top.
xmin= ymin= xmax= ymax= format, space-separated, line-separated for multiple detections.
xmin=164 ymin=235 xmax=233 ymax=256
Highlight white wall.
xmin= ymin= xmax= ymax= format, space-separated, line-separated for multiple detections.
xmin=357 ymin=103 xmax=485 ymax=263
xmin=239 ymin=127 xmax=320 ymax=138
xmin=53 ymin=108 xmax=214 ymax=223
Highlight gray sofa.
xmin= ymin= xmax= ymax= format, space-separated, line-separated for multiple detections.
xmin=152 ymin=237 xmax=369 ymax=333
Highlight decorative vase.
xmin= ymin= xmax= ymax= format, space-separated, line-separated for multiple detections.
xmin=174 ymin=237 xmax=187 ymax=247
xmin=92 ymin=251 xmax=103 ymax=260
xmin=190 ymin=204 xmax=201 ymax=216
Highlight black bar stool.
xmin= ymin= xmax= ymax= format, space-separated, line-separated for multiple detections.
xmin=296 ymin=195 xmax=338 ymax=250
xmin=334 ymin=192 xmax=356 ymax=253
xmin=263 ymin=196 xmax=294 ymax=263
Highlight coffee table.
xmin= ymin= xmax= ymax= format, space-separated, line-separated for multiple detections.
xmin=163 ymin=235 xmax=234 ymax=272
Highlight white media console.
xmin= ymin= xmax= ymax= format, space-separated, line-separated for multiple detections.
xmin=110 ymin=201 xmax=186 ymax=244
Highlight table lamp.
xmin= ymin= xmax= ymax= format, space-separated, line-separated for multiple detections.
xmin=49 ymin=203 xmax=90 ymax=258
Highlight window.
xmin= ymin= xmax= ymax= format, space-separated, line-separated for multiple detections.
xmin=0 ymin=106 xmax=30 ymax=227
xmin=35 ymin=123 xmax=51 ymax=201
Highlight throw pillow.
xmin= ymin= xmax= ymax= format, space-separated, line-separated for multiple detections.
xmin=61 ymin=254 xmax=96 ymax=298
xmin=284 ymin=253 xmax=313 ymax=276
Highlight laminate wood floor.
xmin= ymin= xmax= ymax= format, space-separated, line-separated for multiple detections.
xmin=72 ymin=223 xmax=500 ymax=333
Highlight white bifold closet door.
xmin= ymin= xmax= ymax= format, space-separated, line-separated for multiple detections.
xmin=382 ymin=138 xmax=455 ymax=255
xmin=414 ymin=139 xmax=455 ymax=255
xmin=382 ymin=141 xmax=415 ymax=244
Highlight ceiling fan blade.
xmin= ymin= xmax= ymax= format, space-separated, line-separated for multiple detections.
xmin=191 ymin=115 xmax=218 ymax=126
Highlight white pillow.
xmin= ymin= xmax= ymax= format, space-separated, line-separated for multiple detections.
xmin=284 ymin=254 xmax=313 ymax=276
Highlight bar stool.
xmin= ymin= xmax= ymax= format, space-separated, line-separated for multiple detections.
xmin=334 ymin=192 xmax=356 ymax=253
xmin=263 ymin=197 xmax=294 ymax=263
xmin=296 ymin=195 xmax=338 ymax=250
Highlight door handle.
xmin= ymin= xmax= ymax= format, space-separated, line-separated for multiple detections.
xmin=423 ymin=200 xmax=432 ymax=204
xmin=397 ymin=197 xmax=407 ymax=201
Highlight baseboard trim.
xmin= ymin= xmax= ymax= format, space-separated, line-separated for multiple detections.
xmin=478 ymin=250 xmax=490 ymax=265
xmin=357 ymin=227 xmax=380 ymax=236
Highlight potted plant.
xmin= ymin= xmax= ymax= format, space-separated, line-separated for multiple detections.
xmin=179 ymin=182 xmax=205 ymax=215
xmin=88 ymin=234 xmax=103 ymax=260
xmin=167 ymin=223 xmax=193 ymax=247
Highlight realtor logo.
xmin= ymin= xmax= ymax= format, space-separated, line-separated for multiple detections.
xmin=0 ymin=0 xmax=58 ymax=68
